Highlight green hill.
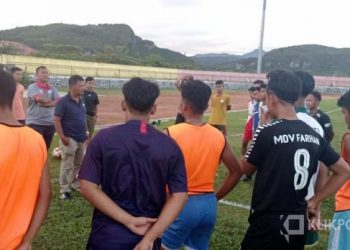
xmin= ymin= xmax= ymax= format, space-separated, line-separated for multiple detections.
xmin=231 ymin=45 xmax=350 ymax=76
xmin=0 ymin=23 xmax=197 ymax=69
xmin=1 ymin=24 xmax=349 ymax=77
xmin=191 ymin=49 xmax=263 ymax=71
xmin=192 ymin=45 xmax=350 ymax=77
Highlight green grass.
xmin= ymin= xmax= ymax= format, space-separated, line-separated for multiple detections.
xmin=33 ymin=98 xmax=345 ymax=249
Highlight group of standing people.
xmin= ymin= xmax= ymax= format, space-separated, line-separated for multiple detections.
xmin=1 ymin=66 xmax=350 ymax=250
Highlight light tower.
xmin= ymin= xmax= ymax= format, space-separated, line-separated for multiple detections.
xmin=257 ymin=0 xmax=267 ymax=74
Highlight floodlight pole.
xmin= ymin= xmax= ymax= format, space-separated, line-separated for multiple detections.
xmin=257 ymin=0 xmax=267 ymax=74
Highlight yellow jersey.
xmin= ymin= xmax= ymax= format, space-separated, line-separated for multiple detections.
xmin=208 ymin=93 xmax=231 ymax=125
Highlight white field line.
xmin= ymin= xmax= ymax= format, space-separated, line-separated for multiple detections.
xmin=325 ymin=108 xmax=340 ymax=114
xmin=219 ymin=200 xmax=251 ymax=210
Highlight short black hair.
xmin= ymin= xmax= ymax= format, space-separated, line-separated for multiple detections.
xmin=310 ymin=90 xmax=322 ymax=102
xmin=248 ymin=86 xmax=255 ymax=92
xmin=85 ymin=76 xmax=94 ymax=82
xmin=337 ymin=90 xmax=350 ymax=110
xmin=0 ymin=69 xmax=16 ymax=108
xmin=10 ymin=67 xmax=22 ymax=74
xmin=68 ymin=75 xmax=84 ymax=87
xmin=266 ymin=70 xmax=302 ymax=104
xmin=294 ymin=71 xmax=315 ymax=97
xmin=122 ymin=77 xmax=160 ymax=114
xmin=215 ymin=80 xmax=224 ymax=85
xmin=36 ymin=65 xmax=47 ymax=74
xmin=260 ymin=82 xmax=267 ymax=89
xmin=253 ymin=79 xmax=265 ymax=87
xmin=181 ymin=80 xmax=211 ymax=115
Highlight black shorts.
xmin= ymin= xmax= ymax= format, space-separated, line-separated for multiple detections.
xmin=27 ymin=124 xmax=56 ymax=149
xmin=241 ymin=214 xmax=306 ymax=250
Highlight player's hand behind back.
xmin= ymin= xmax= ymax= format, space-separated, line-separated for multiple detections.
xmin=126 ymin=217 xmax=157 ymax=236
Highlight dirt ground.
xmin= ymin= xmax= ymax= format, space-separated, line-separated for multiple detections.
xmin=22 ymin=91 xmax=339 ymax=126
xmin=96 ymin=92 xmax=251 ymax=126
xmin=96 ymin=92 xmax=340 ymax=126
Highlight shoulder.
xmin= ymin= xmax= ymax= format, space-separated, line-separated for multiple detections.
xmin=297 ymin=112 xmax=324 ymax=136
xmin=343 ymin=132 xmax=350 ymax=143
xmin=255 ymin=120 xmax=283 ymax=135
xmin=23 ymin=126 xmax=46 ymax=148
xmin=56 ymin=95 xmax=68 ymax=105
xmin=318 ymin=110 xmax=331 ymax=120
xmin=58 ymin=94 xmax=68 ymax=101
xmin=28 ymin=83 xmax=36 ymax=90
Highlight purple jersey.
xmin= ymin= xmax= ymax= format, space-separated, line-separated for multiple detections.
xmin=79 ymin=120 xmax=187 ymax=249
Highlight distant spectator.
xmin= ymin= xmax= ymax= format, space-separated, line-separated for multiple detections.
xmin=208 ymin=80 xmax=231 ymax=136
xmin=10 ymin=67 xmax=26 ymax=125
xmin=54 ymin=75 xmax=87 ymax=200
xmin=26 ymin=66 xmax=60 ymax=149
xmin=258 ymin=82 xmax=270 ymax=125
xmin=306 ymin=91 xmax=334 ymax=142
xmin=83 ymin=76 xmax=100 ymax=142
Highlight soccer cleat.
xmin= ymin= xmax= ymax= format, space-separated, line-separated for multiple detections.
xmin=60 ymin=192 xmax=73 ymax=200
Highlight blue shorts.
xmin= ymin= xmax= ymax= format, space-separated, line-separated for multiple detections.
xmin=162 ymin=193 xmax=217 ymax=250
xmin=328 ymin=210 xmax=350 ymax=250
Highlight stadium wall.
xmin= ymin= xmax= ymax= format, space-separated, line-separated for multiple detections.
xmin=2 ymin=54 xmax=350 ymax=88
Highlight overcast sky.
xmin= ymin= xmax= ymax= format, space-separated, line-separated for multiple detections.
xmin=1 ymin=0 xmax=349 ymax=55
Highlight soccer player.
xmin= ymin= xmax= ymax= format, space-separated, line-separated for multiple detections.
xmin=306 ymin=90 xmax=334 ymax=142
xmin=241 ymin=70 xmax=350 ymax=250
xmin=83 ymin=76 xmax=100 ymax=142
xmin=10 ymin=67 xmax=26 ymax=125
xmin=79 ymin=77 xmax=188 ymax=249
xmin=328 ymin=90 xmax=350 ymax=250
xmin=241 ymin=85 xmax=261 ymax=181
xmin=0 ymin=69 xmax=51 ymax=249
xmin=54 ymin=75 xmax=87 ymax=200
xmin=294 ymin=71 xmax=326 ymax=246
xmin=162 ymin=80 xmax=242 ymax=250
xmin=247 ymin=86 xmax=256 ymax=120
xmin=26 ymin=65 xmax=60 ymax=149
xmin=208 ymin=80 xmax=231 ymax=135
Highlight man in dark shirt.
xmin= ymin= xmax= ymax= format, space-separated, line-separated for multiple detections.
xmin=54 ymin=75 xmax=87 ymax=200
xmin=306 ymin=90 xmax=334 ymax=142
xmin=83 ymin=77 xmax=100 ymax=142
xmin=240 ymin=70 xmax=350 ymax=250
xmin=79 ymin=77 xmax=188 ymax=250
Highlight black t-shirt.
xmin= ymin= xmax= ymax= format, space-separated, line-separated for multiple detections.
xmin=311 ymin=110 xmax=334 ymax=142
xmin=245 ymin=119 xmax=339 ymax=218
xmin=83 ymin=90 xmax=100 ymax=116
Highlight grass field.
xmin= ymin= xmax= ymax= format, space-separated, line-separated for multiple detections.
xmin=33 ymin=98 xmax=345 ymax=250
